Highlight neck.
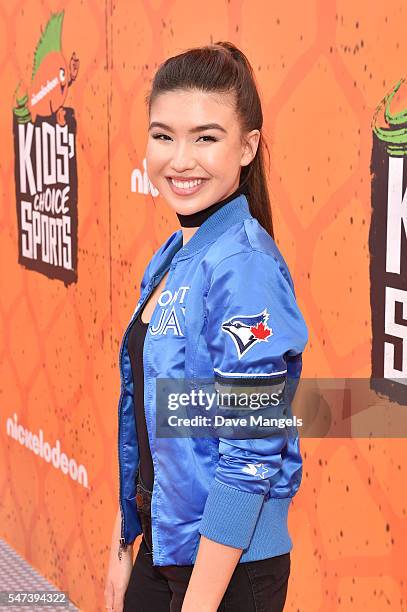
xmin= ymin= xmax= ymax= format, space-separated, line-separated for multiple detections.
xmin=178 ymin=182 xmax=248 ymax=245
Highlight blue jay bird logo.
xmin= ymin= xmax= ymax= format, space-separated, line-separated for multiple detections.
xmin=221 ymin=309 xmax=273 ymax=358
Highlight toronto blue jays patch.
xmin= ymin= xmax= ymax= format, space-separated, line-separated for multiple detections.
xmin=221 ymin=308 xmax=273 ymax=358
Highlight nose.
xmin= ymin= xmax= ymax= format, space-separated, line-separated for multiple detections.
xmin=169 ymin=141 xmax=195 ymax=173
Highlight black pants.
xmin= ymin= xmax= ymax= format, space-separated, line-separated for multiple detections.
xmin=124 ymin=478 xmax=290 ymax=612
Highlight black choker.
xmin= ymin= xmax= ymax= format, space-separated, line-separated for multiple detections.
xmin=176 ymin=183 xmax=248 ymax=227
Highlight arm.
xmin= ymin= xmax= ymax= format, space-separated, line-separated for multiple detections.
xmin=183 ymin=250 xmax=308 ymax=608
xmin=104 ymin=508 xmax=134 ymax=612
xmin=181 ymin=536 xmax=242 ymax=612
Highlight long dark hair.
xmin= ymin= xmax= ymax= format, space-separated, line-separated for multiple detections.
xmin=145 ymin=41 xmax=274 ymax=238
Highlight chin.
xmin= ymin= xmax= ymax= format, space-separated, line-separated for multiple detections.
xmin=169 ymin=202 xmax=203 ymax=216
xmin=163 ymin=192 xmax=212 ymax=216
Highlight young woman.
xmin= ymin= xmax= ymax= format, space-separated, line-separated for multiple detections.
xmin=105 ymin=41 xmax=308 ymax=612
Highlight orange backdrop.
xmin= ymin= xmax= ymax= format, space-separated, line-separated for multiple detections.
xmin=0 ymin=1 xmax=406 ymax=610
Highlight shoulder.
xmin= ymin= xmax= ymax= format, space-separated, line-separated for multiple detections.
xmin=203 ymin=217 xmax=295 ymax=293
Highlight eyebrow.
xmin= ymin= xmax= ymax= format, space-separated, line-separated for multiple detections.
xmin=149 ymin=121 xmax=227 ymax=134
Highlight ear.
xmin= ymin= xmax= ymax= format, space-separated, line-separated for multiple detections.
xmin=240 ymin=130 xmax=261 ymax=167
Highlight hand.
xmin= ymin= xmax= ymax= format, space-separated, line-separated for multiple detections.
xmin=56 ymin=107 xmax=66 ymax=127
xmin=69 ymin=52 xmax=80 ymax=81
xmin=104 ymin=542 xmax=133 ymax=612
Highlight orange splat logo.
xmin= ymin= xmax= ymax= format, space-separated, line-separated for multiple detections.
xmin=13 ymin=10 xmax=80 ymax=127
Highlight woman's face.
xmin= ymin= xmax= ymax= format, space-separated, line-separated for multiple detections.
xmin=146 ymin=88 xmax=260 ymax=216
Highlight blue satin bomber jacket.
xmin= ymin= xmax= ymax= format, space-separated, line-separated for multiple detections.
xmin=117 ymin=192 xmax=308 ymax=566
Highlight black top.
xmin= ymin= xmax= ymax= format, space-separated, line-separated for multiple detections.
xmin=176 ymin=182 xmax=248 ymax=227
xmin=128 ymin=182 xmax=248 ymax=493
xmin=127 ymin=303 xmax=154 ymax=492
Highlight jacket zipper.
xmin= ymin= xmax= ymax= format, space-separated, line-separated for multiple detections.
xmin=118 ymin=268 xmax=169 ymax=559
xmin=143 ymin=264 xmax=175 ymax=563
xmin=117 ymin=275 xmax=158 ymax=559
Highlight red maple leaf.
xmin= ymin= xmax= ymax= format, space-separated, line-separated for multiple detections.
xmin=250 ymin=321 xmax=271 ymax=340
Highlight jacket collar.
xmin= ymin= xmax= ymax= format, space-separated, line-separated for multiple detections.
xmin=167 ymin=193 xmax=253 ymax=265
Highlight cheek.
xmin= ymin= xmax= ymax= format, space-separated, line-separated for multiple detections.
xmin=200 ymin=142 xmax=239 ymax=175
xmin=198 ymin=149 xmax=218 ymax=170
xmin=145 ymin=144 xmax=165 ymax=178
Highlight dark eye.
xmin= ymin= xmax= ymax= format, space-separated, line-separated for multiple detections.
xmin=151 ymin=134 xmax=217 ymax=143
xmin=198 ymin=135 xmax=217 ymax=142
xmin=151 ymin=133 xmax=171 ymax=141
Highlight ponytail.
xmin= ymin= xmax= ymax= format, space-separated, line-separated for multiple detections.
xmin=145 ymin=41 xmax=274 ymax=238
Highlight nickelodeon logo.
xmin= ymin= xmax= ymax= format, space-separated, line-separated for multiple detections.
xmin=131 ymin=157 xmax=159 ymax=195
xmin=6 ymin=413 xmax=89 ymax=489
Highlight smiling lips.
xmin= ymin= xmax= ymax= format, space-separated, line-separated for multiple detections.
xmin=167 ymin=177 xmax=208 ymax=195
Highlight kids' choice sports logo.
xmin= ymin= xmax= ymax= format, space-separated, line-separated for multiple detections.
xmin=12 ymin=11 xmax=79 ymax=285
xmin=221 ymin=308 xmax=273 ymax=358
xmin=370 ymin=77 xmax=407 ymax=403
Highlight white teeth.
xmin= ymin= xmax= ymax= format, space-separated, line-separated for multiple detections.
xmin=171 ymin=178 xmax=203 ymax=189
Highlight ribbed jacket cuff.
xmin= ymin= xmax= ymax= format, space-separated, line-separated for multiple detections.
xmin=198 ymin=480 xmax=265 ymax=550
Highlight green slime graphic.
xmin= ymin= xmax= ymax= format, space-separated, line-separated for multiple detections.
xmin=373 ymin=77 xmax=407 ymax=156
